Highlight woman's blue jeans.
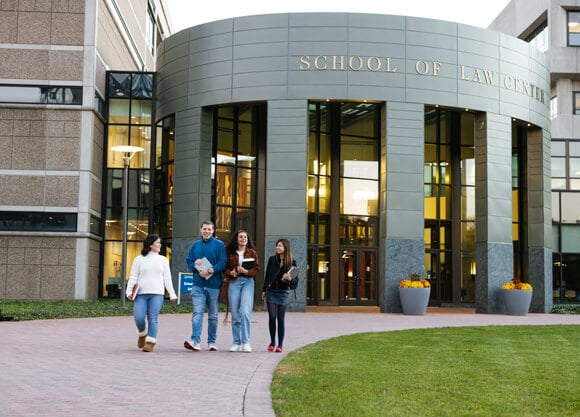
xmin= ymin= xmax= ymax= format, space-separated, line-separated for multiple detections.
xmin=228 ymin=277 xmax=254 ymax=345
xmin=133 ymin=294 xmax=164 ymax=340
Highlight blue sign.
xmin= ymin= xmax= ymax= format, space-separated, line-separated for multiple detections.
xmin=178 ymin=272 xmax=193 ymax=304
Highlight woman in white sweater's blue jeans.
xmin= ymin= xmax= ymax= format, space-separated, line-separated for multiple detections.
xmin=126 ymin=234 xmax=177 ymax=352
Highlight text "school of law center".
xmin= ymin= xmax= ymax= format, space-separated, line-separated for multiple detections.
xmin=299 ymin=55 xmax=547 ymax=105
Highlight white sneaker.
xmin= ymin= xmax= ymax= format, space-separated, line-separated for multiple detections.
xmin=229 ymin=344 xmax=241 ymax=352
xmin=241 ymin=343 xmax=252 ymax=353
xmin=184 ymin=340 xmax=201 ymax=351
xmin=208 ymin=344 xmax=217 ymax=351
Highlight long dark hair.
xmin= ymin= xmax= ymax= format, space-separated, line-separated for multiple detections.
xmin=226 ymin=229 xmax=255 ymax=252
xmin=141 ymin=234 xmax=159 ymax=256
xmin=276 ymin=238 xmax=293 ymax=270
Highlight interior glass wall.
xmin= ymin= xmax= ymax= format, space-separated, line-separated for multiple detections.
xmin=424 ymin=107 xmax=475 ymax=305
xmin=308 ymin=102 xmax=380 ymax=306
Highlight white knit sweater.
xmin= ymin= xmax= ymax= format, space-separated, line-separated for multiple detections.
xmin=125 ymin=252 xmax=177 ymax=299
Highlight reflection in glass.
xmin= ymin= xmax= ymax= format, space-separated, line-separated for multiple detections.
xmin=0 ymin=85 xmax=82 ymax=105
xmin=108 ymin=99 xmax=130 ymax=124
xmin=212 ymin=104 xmax=262 ymax=239
xmin=569 ymin=158 xmax=580 ymax=178
xmin=103 ymin=241 xmax=141 ymax=297
xmin=109 ymin=73 xmax=131 ymax=97
xmin=130 ymin=100 xmax=152 ymax=124
xmin=552 ymin=141 xmax=565 ymax=156
xmin=568 ymin=11 xmax=580 ymax=46
xmin=339 ymin=216 xmax=377 ymax=246
xmin=340 ymin=178 xmax=378 ymax=216
xmin=236 ymin=168 xmax=254 ymax=207
xmin=561 ymin=193 xmax=580 ymax=223
xmin=551 ymin=157 xmax=565 ymax=178
xmin=461 ymin=186 xmax=475 ymax=221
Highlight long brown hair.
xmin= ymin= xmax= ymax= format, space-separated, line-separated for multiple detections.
xmin=226 ymin=229 xmax=256 ymax=253
xmin=276 ymin=238 xmax=293 ymax=270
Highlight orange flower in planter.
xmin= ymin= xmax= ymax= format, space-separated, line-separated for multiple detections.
xmin=501 ymin=277 xmax=532 ymax=290
xmin=400 ymin=273 xmax=431 ymax=288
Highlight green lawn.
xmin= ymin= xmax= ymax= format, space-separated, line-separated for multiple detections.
xmin=272 ymin=325 xmax=580 ymax=417
xmin=0 ymin=299 xmax=195 ymax=321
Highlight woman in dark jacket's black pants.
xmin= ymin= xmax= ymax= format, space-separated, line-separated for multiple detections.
xmin=261 ymin=239 xmax=297 ymax=353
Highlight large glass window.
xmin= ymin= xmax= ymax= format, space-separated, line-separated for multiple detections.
xmin=573 ymin=92 xmax=580 ymax=115
xmin=0 ymin=212 xmax=77 ymax=232
xmin=552 ymin=191 xmax=580 ymax=303
xmin=550 ymin=96 xmax=557 ymax=119
xmin=154 ymin=116 xmax=175 ymax=250
xmin=568 ymin=11 xmax=580 ymax=46
xmin=0 ymin=85 xmax=82 ymax=105
xmin=551 ymin=139 xmax=580 ymax=190
xmin=211 ymin=104 xmax=265 ymax=242
xmin=524 ymin=20 xmax=548 ymax=52
xmin=512 ymin=123 xmax=529 ymax=283
xmin=424 ymin=107 xmax=475 ymax=304
xmin=308 ymin=102 xmax=380 ymax=306
xmin=102 ymin=72 xmax=154 ymax=298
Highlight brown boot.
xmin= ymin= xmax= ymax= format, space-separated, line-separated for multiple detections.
xmin=137 ymin=330 xmax=147 ymax=349
xmin=142 ymin=336 xmax=156 ymax=352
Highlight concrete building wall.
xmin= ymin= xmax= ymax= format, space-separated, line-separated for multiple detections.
xmin=0 ymin=0 xmax=172 ymax=300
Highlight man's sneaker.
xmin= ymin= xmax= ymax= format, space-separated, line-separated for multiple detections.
xmin=184 ymin=340 xmax=201 ymax=351
xmin=229 ymin=344 xmax=241 ymax=352
xmin=241 ymin=343 xmax=252 ymax=353
xmin=208 ymin=344 xmax=217 ymax=351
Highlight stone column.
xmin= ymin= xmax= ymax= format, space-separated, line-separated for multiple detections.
xmin=475 ymin=113 xmax=513 ymax=313
xmin=265 ymin=100 xmax=308 ymax=312
xmin=382 ymin=102 xmax=425 ymax=313
xmin=172 ymin=106 xmax=213 ymax=285
xmin=526 ymin=127 xmax=553 ymax=313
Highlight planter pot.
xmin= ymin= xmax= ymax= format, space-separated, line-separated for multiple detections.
xmin=399 ymin=287 xmax=431 ymax=315
xmin=502 ymin=290 xmax=533 ymax=316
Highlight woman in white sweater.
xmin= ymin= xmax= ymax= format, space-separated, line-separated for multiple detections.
xmin=126 ymin=234 xmax=177 ymax=352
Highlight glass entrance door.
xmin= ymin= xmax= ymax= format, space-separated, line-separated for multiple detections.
xmin=340 ymin=248 xmax=377 ymax=305
xmin=424 ymin=220 xmax=452 ymax=305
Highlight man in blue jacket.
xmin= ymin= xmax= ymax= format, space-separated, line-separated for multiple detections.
xmin=184 ymin=220 xmax=227 ymax=351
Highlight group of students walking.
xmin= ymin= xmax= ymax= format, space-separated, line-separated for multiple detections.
xmin=125 ymin=220 xmax=298 ymax=353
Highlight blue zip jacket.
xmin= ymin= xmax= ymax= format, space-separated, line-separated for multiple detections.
xmin=185 ymin=236 xmax=227 ymax=289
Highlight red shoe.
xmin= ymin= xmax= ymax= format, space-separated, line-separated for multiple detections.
xmin=275 ymin=347 xmax=283 ymax=353
xmin=267 ymin=345 xmax=275 ymax=351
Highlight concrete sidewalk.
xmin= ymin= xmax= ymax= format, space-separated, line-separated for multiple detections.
xmin=1 ymin=309 xmax=579 ymax=417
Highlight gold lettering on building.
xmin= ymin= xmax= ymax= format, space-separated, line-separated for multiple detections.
xmin=349 ymin=56 xmax=364 ymax=71
xmin=298 ymin=56 xmax=547 ymax=106
xmin=332 ymin=56 xmax=345 ymax=70
xmin=460 ymin=66 xmax=496 ymax=85
xmin=299 ymin=55 xmax=398 ymax=72
xmin=415 ymin=60 xmax=441 ymax=76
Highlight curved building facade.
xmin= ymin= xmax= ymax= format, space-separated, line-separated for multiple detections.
xmin=156 ymin=13 xmax=552 ymax=313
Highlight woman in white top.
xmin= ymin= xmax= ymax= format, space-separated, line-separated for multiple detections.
xmin=126 ymin=234 xmax=177 ymax=352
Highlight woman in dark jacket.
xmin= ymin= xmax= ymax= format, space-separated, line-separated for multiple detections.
xmin=261 ymin=238 xmax=297 ymax=352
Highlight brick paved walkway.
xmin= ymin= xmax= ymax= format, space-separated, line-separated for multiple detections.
xmin=1 ymin=309 xmax=579 ymax=417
